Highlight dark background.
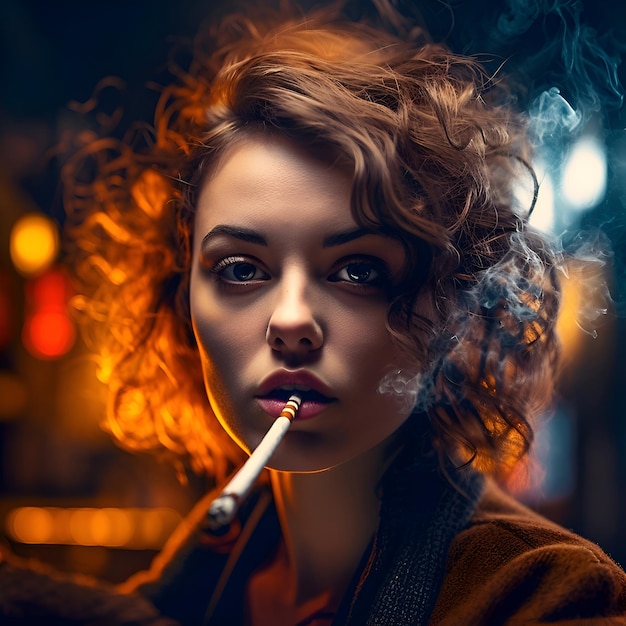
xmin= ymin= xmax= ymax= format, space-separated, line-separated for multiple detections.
xmin=0 ymin=0 xmax=625 ymax=582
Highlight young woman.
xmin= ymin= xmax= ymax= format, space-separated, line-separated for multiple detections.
xmin=1 ymin=2 xmax=625 ymax=625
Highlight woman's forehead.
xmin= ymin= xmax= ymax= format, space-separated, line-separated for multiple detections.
xmin=195 ymin=136 xmax=353 ymax=223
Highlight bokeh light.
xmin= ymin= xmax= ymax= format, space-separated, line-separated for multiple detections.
xmin=6 ymin=506 xmax=182 ymax=549
xmin=561 ymin=136 xmax=607 ymax=212
xmin=22 ymin=268 xmax=76 ymax=360
xmin=22 ymin=311 xmax=75 ymax=359
xmin=8 ymin=507 xmax=56 ymax=544
xmin=9 ymin=213 xmax=60 ymax=277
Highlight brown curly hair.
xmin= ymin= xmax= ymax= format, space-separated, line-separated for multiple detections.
xmin=63 ymin=3 xmax=561 ymax=483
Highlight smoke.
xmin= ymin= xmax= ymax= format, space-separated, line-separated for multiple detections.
xmin=494 ymin=1 xmax=625 ymax=318
xmin=511 ymin=0 xmax=623 ymax=182
xmin=495 ymin=0 xmax=540 ymax=38
xmin=377 ymin=227 xmax=616 ymax=411
xmin=527 ymin=87 xmax=581 ymax=152
xmin=377 ymin=369 xmax=426 ymax=414
xmin=561 ymin=229 xmax=614 ymax=337
xmin=477 ymin=232 xmax=546 ymax=319
xmin=377 ymin=232 xmax=551 ymax=412
xmin=485 ymin=0 xmax=624 ymax=114
xmin=374 ymin=4 xmax=624 ymax=497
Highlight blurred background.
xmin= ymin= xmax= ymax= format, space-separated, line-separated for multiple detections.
xmin=0 ymin=0 xmax=624 ymax=583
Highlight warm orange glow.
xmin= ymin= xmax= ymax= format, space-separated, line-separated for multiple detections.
xmin=115 ymin=389 xmax=147 ymax=427
xmin=556 ymin=264 xmax=598 ymax=362
xmin=138 ymin=509 xmax=165 ymax=545
xmin=86 ymin=508 xmax=133 ymax=547
xmin=9 ymin=213 xmax=60 ymax=277
xmin=54 ymin=357 xmax=107 ymax=440
xmin=87 ymin=255 xmax=128 ymax=285
xmin=131 ymin=170 xmax=170 ymax=218
xmin=67 ymin=509 xmax=94 ymax=546
xmin=0 ymin=371 xmax=28 ymax=419
xmin=8 ymin=507 xmax=56 ymax=544
xmin=23 ymin=311 xmax=76 ymax=359
xmin=96 ymin=353 xmax=114 ymax=384
xmin=505 ymin=462 xmax=539 ymax=498
xmin=31 ymin=268 xmax=67 ymax=303
xmin=5 ymin=506 xmax=182 ymax=549
xmin=22 ymin=268 xmax=76 ymax=360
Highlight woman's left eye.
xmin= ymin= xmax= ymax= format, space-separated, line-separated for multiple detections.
xmin=223 ymin=262 xmax=265 ymax=282
xmin=210 ymin=257 xmax=270 ymax=284
xmin=329 ymin=259 xmax=386 ymax=286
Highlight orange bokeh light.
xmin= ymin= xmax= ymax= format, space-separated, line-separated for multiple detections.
xmin=6 ymin=506 xmax=182 ymax=549
xmin=10 ymin=213 xmax=60 ymax=277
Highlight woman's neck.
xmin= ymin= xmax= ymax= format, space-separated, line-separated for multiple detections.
xmin=268 ymin=442 xmax=390 ymax=605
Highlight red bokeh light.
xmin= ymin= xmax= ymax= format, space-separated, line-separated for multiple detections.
xmin=22 ymin=311 xmax=76 ymax=360
xmin=22 ymin=267 xmax=76 ymax=360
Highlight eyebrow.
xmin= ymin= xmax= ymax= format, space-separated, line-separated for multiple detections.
xmin=201 ymin=225 xmax=379 ymax=250
xmin=201 ymin=225 xmax=268 ymax=248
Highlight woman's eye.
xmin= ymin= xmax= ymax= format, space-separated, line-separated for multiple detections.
xmin=329 ymin=260 xmax=385 ymax=286
xmin=227 ymin=262 xmax=261 ymax=281
xmin=211 ymin=258 xmax=270 ymax=283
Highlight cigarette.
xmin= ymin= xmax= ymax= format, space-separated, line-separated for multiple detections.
xmin=207 ymin=393 xmax=302 ymax=529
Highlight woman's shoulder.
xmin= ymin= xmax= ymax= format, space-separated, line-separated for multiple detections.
xmin=430 ymin=479 xmax=626 ymax=624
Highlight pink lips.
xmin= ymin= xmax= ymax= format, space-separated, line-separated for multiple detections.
xmin=255 ymin=370 xmax=337 ymax=421
xmin=255 ymin=397 xmax=332 ymax=421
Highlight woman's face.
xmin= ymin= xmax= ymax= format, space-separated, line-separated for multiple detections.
xmin=189 ymin=136 xmax=417 ymax=472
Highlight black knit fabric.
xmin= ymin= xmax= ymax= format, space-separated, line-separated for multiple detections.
xmin=334 ymin=444 xmax=484 ymax=625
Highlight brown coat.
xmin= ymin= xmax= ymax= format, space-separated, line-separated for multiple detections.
xmin=431 ymin=481 xmax=626 ymax=625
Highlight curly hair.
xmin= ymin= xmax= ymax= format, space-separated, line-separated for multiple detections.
xmin=63 ymin=3 xmax=561 ymax=483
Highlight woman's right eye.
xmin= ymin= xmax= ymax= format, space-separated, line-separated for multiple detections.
xmin=210 ymin=257 xmax=270 ymax=284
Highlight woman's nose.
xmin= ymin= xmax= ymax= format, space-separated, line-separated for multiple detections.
xmin=266 ymin=274 xmax=323 ymax=357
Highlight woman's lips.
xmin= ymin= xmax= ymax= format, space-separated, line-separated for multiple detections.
xmin=256 ymin=370 xmax=337 ymax=420
xmin=257 ymin=370 xmax=334 ymax=398
xmin=255 ymin=396 xmax=336 ymax=421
